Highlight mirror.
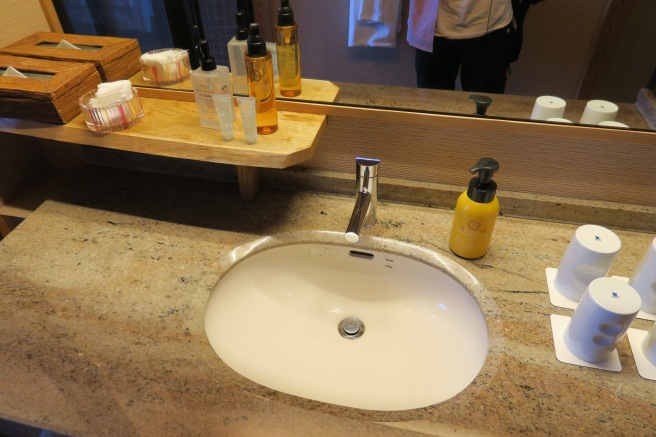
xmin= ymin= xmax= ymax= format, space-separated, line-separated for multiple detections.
xmin=131 ymin=0 xmax=656 ymax=131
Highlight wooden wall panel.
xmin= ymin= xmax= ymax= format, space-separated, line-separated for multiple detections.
xmin=297 ymin=112 xmax=656 ymax=207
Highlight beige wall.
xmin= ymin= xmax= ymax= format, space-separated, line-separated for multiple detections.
xmin=592 ymin=0 xmax=656 ymax=102
xmin=0 ymin=0 xmax=52 ymax=47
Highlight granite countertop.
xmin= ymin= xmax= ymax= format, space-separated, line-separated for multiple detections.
xmin=1 ymin=167 xmax=654 ymax=436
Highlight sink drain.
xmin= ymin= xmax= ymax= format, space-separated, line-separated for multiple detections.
xmin=338 ymin=317 xmax=365 ymax=340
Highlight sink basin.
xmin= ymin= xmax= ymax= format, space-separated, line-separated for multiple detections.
xmin=205 ymin=231 xmax=492 ymax=411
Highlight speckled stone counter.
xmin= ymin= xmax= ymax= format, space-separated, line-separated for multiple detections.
xmin=1 ymin=167 xmax=655 ymax=436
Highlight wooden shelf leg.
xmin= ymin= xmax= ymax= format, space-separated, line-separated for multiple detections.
xmin=236 ymin=166 xmax=261 ymax=201
xmin=0 ymin=216 xmax=11 ymax=237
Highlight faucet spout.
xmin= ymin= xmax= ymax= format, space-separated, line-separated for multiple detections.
xmin=345 ymin=189 xmax=372 ymax=243
xmin=345 ymin=157 xmax=380 ymax=243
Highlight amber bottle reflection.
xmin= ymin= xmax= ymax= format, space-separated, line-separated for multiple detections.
xmin=245 ymin=23 xmax=278 ymax=135
xmin=275 ymin=0 xmax=301 ymax=97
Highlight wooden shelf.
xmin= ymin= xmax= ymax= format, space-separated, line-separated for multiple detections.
xmin=130 ymin=74 xmax=341 ymax=104
xmin=0 ymin=96 xmax=328 ymax=200
xmin=0 ymin=97 xmax=327 ymax=169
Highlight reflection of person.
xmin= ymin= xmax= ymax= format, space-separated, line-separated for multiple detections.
xmin=407 ymin=0 xmax=537 ymax=94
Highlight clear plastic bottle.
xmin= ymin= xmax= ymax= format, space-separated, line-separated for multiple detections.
xmin=191 ymin=40 xmax=231 ymax=130
xmin=244 ymin=23 xmax=278 ymax=135
xmin=275 ymin=0 xmax=301 ymax=97
xmin=227 ymin=11 xmax=249 ymax=95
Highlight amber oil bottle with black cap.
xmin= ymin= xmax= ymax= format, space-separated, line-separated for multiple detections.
xmin=244 ymin=23 xmax=278 ymax=135
xmin=275 ymin=0 xmax=301 ymax=97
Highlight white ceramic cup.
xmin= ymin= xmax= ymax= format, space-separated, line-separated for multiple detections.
xmin=579 ymin=100 xmax=618 ymax=125
xmin=531 ymin=96 xmax=566 ymax=121
xmin=641 ymin=322 xmax=656 ymax=365
xmin=564 ymin=277 xmax=642 ymax=362
xmin=554 ymin=225 xmax=622 ymax=301
xmin=628 ymin=237 xmax=656 ymax=313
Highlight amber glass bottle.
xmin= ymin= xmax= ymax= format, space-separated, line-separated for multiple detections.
xmin=275 ymin=0 xmax=301 ymax=97
xmin=244 ymin=23 xmax=278 ymax=134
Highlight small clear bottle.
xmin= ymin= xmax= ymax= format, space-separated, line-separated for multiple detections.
xmin=244 ymin=23 xmax=278 ymax=135
xmin=275 ymin=0 xmax=301 ymax=97
xmin=227 ymin=10 xmax=249 ymax=95
xmin=191 ymin=40 xmax=231 ymax=130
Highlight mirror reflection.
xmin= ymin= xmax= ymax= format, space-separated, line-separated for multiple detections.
xmin=54 ymin=0 xmax=656 ymax=131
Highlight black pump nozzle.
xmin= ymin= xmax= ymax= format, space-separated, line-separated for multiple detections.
xmin=469 ymin=95 xmax=493 ymax=115
xmin=277 ymin=0 xmax=295 ymax=26
xmin=247 ymin=23 xmax=268 ymax=57
xmin=198 ymin=39 xmax=216 ymax=71
xmin=470 ymin=158 xmax=499 ymax=184
xmin=235 ymin=10 xmax=249 ymax=40
xmin=467 ymin=158 xmax=500 ymax=203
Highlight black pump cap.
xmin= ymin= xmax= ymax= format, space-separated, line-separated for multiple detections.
xmin=235 ymin=11 xmax=248 ymax=40
xmin=198 ymin=40 xmax=216 ymax=71
xmin=466 ymin=158 xmax=500 ymax=203
xmin=247 ymin=23 xmax=267 ymax=57
xmin=277 ymin=0 xmax=295 ymax=26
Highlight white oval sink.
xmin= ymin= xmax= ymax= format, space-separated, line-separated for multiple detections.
xmin=205 ymin=231 xmax=492 ymax=411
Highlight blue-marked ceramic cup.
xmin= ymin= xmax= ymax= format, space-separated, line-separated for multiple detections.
xmin=629 ymin=237 xmax=656 ymax=314
xmin=564 ymin=277 xmax=641 ymax=363
xmin=554 ymin=225 xmax=621 ymax=301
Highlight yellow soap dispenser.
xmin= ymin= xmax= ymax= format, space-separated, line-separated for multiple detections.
xmin=449 ymin=158 xmax=500 ymax=259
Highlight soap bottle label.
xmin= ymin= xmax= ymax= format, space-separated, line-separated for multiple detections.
xmin=449 ymin=194 xmax=499 ymax=259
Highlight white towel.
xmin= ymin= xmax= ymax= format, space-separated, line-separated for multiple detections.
xmin=358 ymin=0 xmax=383 ymax=23
xmin=348 ymin=0 xmax=403 ymax=48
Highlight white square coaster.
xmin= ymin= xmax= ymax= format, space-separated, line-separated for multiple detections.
xmin=611 ymin=276 xmax=656 ymax=321
xmin=546 ymin=268 xmax=578 ymax=310
xmin=545 ymin=269 xmax=656 ymax=321
xmin=627 ymin=329 xmax=656 ymax=381
xmin=550 ymin=314 xmax=622 ymax=372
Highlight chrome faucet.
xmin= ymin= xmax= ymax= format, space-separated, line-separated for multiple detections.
xmin=345 ymin=157 xmax=380 ymax=243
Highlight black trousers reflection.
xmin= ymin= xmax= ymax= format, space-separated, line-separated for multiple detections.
xmin=415 ymin=23 xmax=518 ymax=94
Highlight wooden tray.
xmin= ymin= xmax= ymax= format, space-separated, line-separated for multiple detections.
xmin=0 ymin=55 xmax=101 ymax=124
xmin=0 ymin=32 xmax=141 ymax=81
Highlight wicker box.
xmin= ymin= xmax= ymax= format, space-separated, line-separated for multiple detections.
xmin=0 ymin=32 xmax=141 ymax=82
xmin=0 ymin=55 xmax=102 ymax=124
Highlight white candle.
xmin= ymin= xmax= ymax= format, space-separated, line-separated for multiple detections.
xmin=531 ymin=96 xmax=566 ymax=120
xmin=580 ymin=100 xmax=618 ymax=125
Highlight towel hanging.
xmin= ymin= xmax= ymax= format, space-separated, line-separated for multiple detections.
xmin=348 ymin=0 xmax=403 ymax=48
